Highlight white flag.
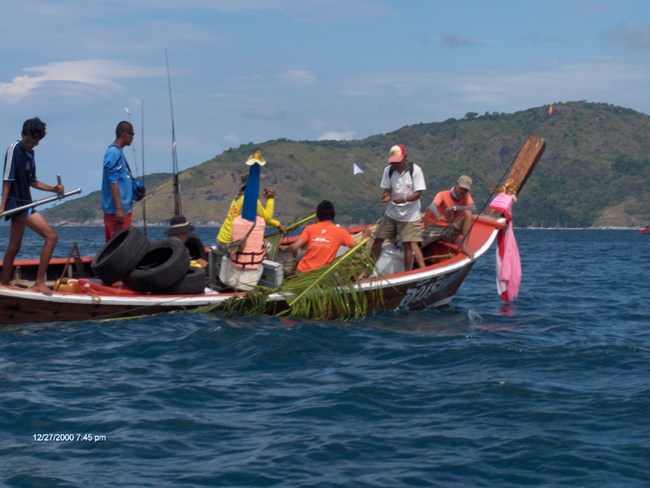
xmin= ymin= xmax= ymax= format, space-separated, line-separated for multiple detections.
xmin=353 ymin=163 xmax=364 ymax=175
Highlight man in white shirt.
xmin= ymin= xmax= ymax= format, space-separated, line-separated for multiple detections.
xmin=370 ymin=144 xmax=426 ymax=271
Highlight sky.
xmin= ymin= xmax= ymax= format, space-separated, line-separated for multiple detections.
xmin=1 ymin=0 xmax=650 ymax=198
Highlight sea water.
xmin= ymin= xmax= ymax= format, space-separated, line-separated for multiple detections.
xmin=0 ymin=228 xmax=648 ymax=487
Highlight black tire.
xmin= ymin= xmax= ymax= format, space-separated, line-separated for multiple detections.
xmin=91 ymin=227 xmax=149 ymax=285
xmin=125 ymin=238 xmax=190 ymax=293
xmin=185 ymin=233 xmax=208 ymax=261
xmin=160 ymin=266 xmax=206 ymax=295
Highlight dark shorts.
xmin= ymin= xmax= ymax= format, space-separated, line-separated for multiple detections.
xmin=422 ymin=225 xmax=461 ymax=247
xmin=4 ymin=207 xmax=37 ymax=221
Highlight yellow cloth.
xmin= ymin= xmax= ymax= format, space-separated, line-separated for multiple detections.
xmin=216 ymin=195 xmax=281 ymax=244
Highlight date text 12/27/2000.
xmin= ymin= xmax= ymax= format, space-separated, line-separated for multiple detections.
xmin=33 ymin=433 xmax=107 ymax=442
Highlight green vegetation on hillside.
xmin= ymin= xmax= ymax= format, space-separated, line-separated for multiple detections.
xmin=45 ymin=102 xmax=650 ymax=228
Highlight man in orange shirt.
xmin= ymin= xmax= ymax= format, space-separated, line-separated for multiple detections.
xmin=280 ymin=200 xmax=354 ymax=273
xmin=423 ymin=175 xmax=476 ymax=258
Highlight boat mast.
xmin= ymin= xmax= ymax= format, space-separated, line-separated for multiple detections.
xmin=124 ymin=104 xmax=148 ymax=236
xmin=165 ymin=48 xmax=181 ymax=216
xmin=140 ymin=98 xmax=148 ymax=236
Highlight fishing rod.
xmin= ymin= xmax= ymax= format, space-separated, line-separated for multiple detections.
xmin=124 ymin=103 xmax=148 ymax=236
xmin=123 ymin=107 xmax=140 ymax=176
xmin=351 ymin=161 xmax=383 ymax=201
xmin=0 ymin=188 xmax=82 ymax=219
xmin=453 ymin=135 xmax=545 ymax=258
xmin=140 ymin=98 xmax=148 ymax=236
xmin=165 ymin=48 xmax=181 ymax=217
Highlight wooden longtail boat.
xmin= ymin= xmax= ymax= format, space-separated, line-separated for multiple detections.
xmin=0 ymin=136 xmax=544 ymax=326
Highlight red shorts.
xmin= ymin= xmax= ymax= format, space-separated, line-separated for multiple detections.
xmin=104 ymin=213 xmax=133 ymax=242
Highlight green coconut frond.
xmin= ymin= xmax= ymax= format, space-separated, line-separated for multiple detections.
xmin=266 ymin=212 xmax=316 ymax=261
xmin=218 ymin=287 xmax=273 ymax=316
xmin=196 ymin=236 xmax=381 ymax=320
xmin=276 ymin=237 xmax=382 ymax=320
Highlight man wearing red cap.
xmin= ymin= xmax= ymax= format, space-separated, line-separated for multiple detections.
xmin=370 ymin=144 xmax=426 ymax=271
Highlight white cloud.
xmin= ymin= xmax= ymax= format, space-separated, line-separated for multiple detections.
xmin=223 ymin=133 xmax=240 ymax=145
xmin=279 ymin=69 xmax=317 ymax=84
xmin=318 ymin=131 xmax=355 ymax=141
xmin=0 ymin=60 xmax=160 ymax=102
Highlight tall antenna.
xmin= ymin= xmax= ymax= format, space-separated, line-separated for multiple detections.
xmin=165 ymin=48 xmax=181 ymax=216
xmin=123 ymin=107 xmax=139 ymax=176
xmin=140 ymin=98 xmax=148 ymax=236
xmin=124 ymin=104 xmax=147 ymax=235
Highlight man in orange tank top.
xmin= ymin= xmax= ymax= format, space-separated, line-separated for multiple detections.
xmin=280 ymin=200 xmax=354 ymax=273
xmin=423 ymin=175 xmax=476 ymax=259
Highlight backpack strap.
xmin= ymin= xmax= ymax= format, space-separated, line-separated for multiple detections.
xmin=388 ymin=162 xmax=414 ymax=179
xmin=110 ymin=144 xmax=134 ymax=179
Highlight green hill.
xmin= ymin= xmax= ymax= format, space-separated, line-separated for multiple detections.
xmin=45 ymin=101 xmax=650 ymax=228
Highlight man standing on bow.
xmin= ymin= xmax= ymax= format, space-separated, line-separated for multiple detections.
xmin=102 ymin=121 xmax=135 ymax=241
xmin=370 ymin=144 xmax=426 ymax=271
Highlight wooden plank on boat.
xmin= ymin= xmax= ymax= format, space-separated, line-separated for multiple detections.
xmin=502 ymin=135 xmax=545 ymax=195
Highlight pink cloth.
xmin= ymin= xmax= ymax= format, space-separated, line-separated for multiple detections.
xmin=488 ymin=193 xmax=515 ymax=221
xmin=490 ymin=193 xmax=521 ymax=302
xmin=496 ymin=223 xmax=521 ymax=302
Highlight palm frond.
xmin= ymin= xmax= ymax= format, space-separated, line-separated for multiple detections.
xmin=277 ymin=237 xmax=383 ymax=320
xmin=266 ymin=212 xmax=316 ymax=260
xmin=196 ymin=236 xmax=382 ymax=320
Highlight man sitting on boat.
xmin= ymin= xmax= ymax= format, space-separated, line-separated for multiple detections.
xmin=165 ymin=215 xmax=207 ymax=269
xmin=423 ymin=174 xmax=476 ymax=259
xmin=279 ymin=200 xmax=354 ymax=273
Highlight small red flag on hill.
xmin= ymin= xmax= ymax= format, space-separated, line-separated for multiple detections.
xmin=548 ymin=104 xmax=553 ymax=116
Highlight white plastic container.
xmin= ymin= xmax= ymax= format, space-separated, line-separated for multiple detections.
xmin=374 ymin=243 xmax=404 ymax=276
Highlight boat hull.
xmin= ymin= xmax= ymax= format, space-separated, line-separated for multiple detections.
xmin=0 ymin=283 xmax=235 ymax=325
xmin=1 ymin=214 xmax=501 ymax=325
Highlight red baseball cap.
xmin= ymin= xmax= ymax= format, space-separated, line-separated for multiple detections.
xmin=388 ymin=144 xmax=408 ymax=163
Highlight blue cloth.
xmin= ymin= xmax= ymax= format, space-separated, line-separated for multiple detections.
xmin=242 ymin=163 xmax=260 ymax=222
xmin=101 ymin=144 xmax=133 ymax=214
xmin=2 ymin=141 xmax=36 ymax=220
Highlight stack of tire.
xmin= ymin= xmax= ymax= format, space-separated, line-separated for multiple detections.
xmin=90 ymin=227 xmax=207 ymax=295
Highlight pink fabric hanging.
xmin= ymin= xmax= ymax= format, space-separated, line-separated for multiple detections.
xmin=489 ymin=193 xmax=522 ymax=302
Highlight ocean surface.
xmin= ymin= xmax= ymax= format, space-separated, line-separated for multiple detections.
xmin=0 ymin=227 xmax=648 ymax=487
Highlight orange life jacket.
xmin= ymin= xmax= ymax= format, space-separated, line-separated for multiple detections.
xmin=229 ymin=216 xmax=267 ymax=270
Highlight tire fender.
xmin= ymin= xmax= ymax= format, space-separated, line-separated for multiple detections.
xmin=91 ymin=227 xmax=149 ymax=285
xmin=161 ymin=266 xmax=206 ymax=295
xmin=125 ymin=238 xmax=190 ymax=293
xmin=185 ymin=233 xmax=208 ymax=261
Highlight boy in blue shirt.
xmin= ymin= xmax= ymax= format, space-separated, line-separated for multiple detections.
xmin=1 ymin=117 xmax=64 ymax=293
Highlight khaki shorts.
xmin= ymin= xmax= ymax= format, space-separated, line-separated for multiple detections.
xmin=374 ymin=216 xmax=422 ymax=243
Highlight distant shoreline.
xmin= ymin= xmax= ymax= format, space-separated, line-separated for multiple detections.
xmin=1 ymin=223 xmax=643 ymax=231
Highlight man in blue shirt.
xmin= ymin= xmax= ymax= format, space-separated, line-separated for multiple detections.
xmin=102 ymin=121 xmax=135 ymax=241
xmin=1 ymin=117 xmax=64 ymax=293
